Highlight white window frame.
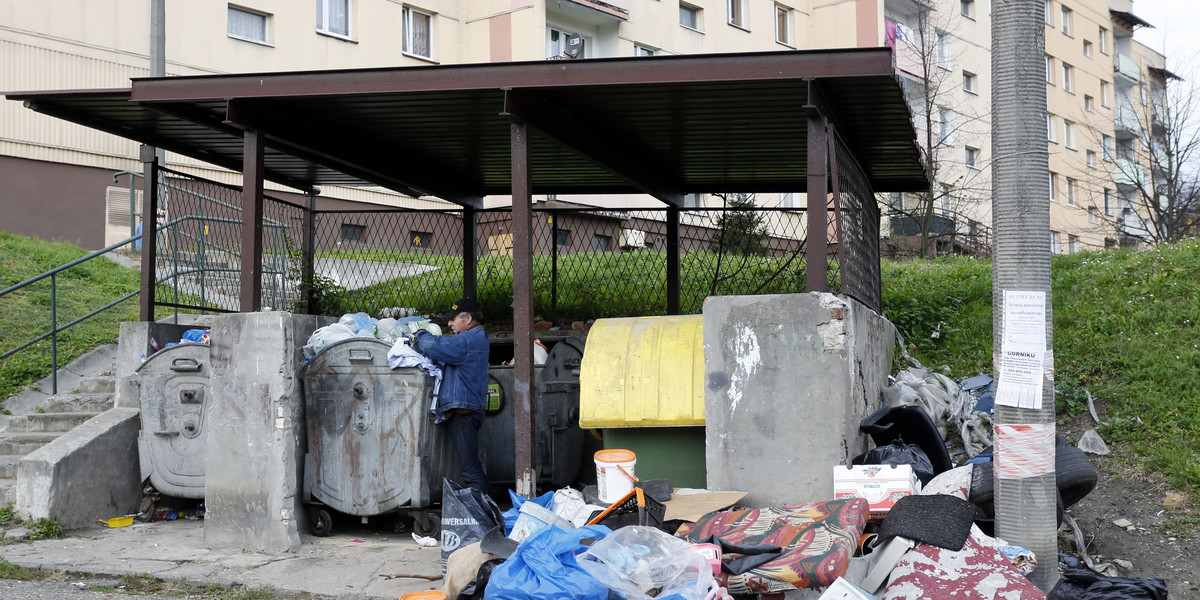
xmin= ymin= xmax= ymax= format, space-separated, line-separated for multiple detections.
xmin=1099 ymin=26 xmax=1108 ymax=54
xmin=1086 ymin=150 xmax=1096 ymax=167
xmin=1061 ymin=6 xmax=1072 ymax=36
xmin=1068 ymin=234 xmax=1079 ymax=253
xmin=936 ymin=30 xmax=952 ymax=69
xmin=228 ymin=5 xmax=270 ymax=45
xmin=938 ymin=105 xmax=955 ymax=146
xmin=1104 ymin=188 xmax=1113 ymax=214
xmin=1044 ymin=0 xmax=1053 ymax=26
xmin=775 ymin=4 xmax=793 ymax=46
xmin=727 ymin=0 xmax=746 ymax=29
xmin=679 ymin=3 xmax=701 ymax=31
xmin=961 ymin=0 xmax=975 ymax=19
xmin=1083 ymin=39 xmax=1092 ymax=57
xmin=1062 ymin=63 xmax=1073 ymax=92
xmin=1084 ymin=94 xmax=1094 ymax=111
xmin=1045 ymin=55 xmax=1054 ymax=84
xmin=1047 ymin=112 xmax=1057 ymax=142
xmin=634 ymin=44 xmax=656 ymax=57
xmin=1066 ymin=177 xmax=1077 ymax=205
xmin=1100 ymin=81 xmax=1111 ymax=107
xmin=1064 ymin=119 xmax=1076 ymax=149
xmin=547 ymin=27 xmax=586 ymax=60
xmin=316 ymin=0 xmax=351 ymax=39
xmin=1088 ymin=207 xmax=1096 ymax=223
xmin=965 ymin=146 xmax=979 ymax=168
xmin=1049 ymin=172 xmax=1057 ymax=202
xmin=1140 ymin=84 xmax=1148 ymax=106
xmin=402 ymin=6 xmax=433 ymax=60
xmin=1102 ymin=134 xmax=1114 ymax=161
xmin=1051 ymin=230 xmax=1060 ymax=254
xmin=963 ymin=71 xmax=977 ymax=94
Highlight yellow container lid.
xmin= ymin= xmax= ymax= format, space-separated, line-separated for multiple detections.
xmin=580 ymin=315 xmax=705 ymax=428
xmin=595 ymin=449 xmax=636 ymax=463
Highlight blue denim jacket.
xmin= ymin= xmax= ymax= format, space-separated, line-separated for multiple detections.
xmin=414 ymin=325 xmax=489 ymax=414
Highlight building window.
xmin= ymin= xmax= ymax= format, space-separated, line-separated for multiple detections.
xmin=940 ymin=184 xmax=953 ymax=213
xmin=1066 ymin=177 xmax=1077 ymax=205
xmin=938 ymin=106 xmax=955 ymax=145
xmin=1068 ymin=234 xmax=1079 ymax=253
xmin=1084 ymin=94 xmax=1094 ymax=111
xmin=634 ymin=44 xmax=655 ymax=56
xmin=1104 ymin=188 xmax=1113 ymax=214
xmin=683 ymin=193 xmax=704 ymax=209
xmin=1061 ymin=7 xmax=1072 ymax=36
xmin=316 ymin=0 xmax=350 ymax=38
xmin=403 ymin=7 xmax=433 ymax=59
xmin=1051 ymin=230 xmax=1060 ymax=254
xmin=593 ymin=234 xmax=612 ymax=252
xmin=965 ymin=146 xmax=979 ymax=168
xmin=340 ymin=223 xmax=365 ymax=241
xmin=1044 ymin=0 xmax=1053 ymax=26
xmin=548 ymin=27 xmax=585 ymax=59
xmin=963 ymin=71 xmax=977 ymax=94
xmin=679 ymin=3 xmax=701 ymax=31
xmin=228 ymin=6 xmax=269 ymax=44
xmin=409 ymin=230 xmax=432 ymax=248
xmin=1086 ymin=150 xmax=1096 ymax=167
xmin=1047 ymin=112 xmax=1057 ymax=142
xmin=1049 ymin=172 xmax=1057 ymax=202
xmin=1045 ymin=55 xmax=1054 ymax=84
xmin=1064 ymin=119 xmax=1076 ymax=149
xmin=727 ymin=0 xmax=746 ymax=28
xmin=1099 ymin=26 xmax=1108 ymax=54
xmin=775 ymin=5 xmax=792 ymax=45
xmin=1102 ymin=134 xmax=1114 ymax=161
xmin=1100 ymin=81 xmax=1111 ymax=107
xmin=1083 ymin=39 xmax=1092 ymax=57
xmin=961 ymin=0 xmax=975 ymax=18
xmin=1062 ymin=63 xmax=1074 ymax=92
xmin=1140 ymin=83 xmax=1148 ymax=105
xmin=1088 ymin=207 xmax=1096 ymax=223
xmin=780 ymin=192 xmax=802 ymax=209
xmin=555 ymin=229 xmax=571 ymax=246
xmin=936 ymin=30 xmax=952 ymax=69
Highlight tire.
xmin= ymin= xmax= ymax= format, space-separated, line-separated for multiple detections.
xmin=309 ymin=506 xmax=333 ymax=537
xmin=412 ymin=510 xmax=441 ymax=538
xmin=1055 ymin=445 xmax=1098 ymax=509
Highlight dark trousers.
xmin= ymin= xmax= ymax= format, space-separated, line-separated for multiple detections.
xmin=445 ymin=410 xmax=491 ymax=499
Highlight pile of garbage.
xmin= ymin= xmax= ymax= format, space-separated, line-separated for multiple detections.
xmin=303 ymin=311 xmax=441 ymax=359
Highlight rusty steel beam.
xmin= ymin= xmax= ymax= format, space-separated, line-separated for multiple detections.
xmin=502 ymin=89 xmax=684 ymax=206
xmin=138 ymin=145 xmax=159 ymax=321
xmin=806 ymin=90 xmax=829 ymax=293
xmin=130 ymin=49 xmax=897 ymax=102
xmin=461 ymin=206 xmax=478 ymax=301
xmin=510 ymin=118 xmax=537 ymax=498
xmin=240 ymin=129 xmax=266 ymax=312
xmin=667 ymin=207 xmax=681 ymax=314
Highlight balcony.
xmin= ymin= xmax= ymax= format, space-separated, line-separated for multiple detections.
xmin=894 ymin=38 xmax=924 ymax=79
xmin=1114 ymin=158 xmax=1146 ymax=189
xmin=1152 ymin=148 xmax=1170 ymax=173
xmin=1114 ymin=53 xmax=1140 ymax=84
xmin=558 ymin=0 xmax=629 ymax=20
xmin=1115 ymin=106 xmax=1142 ymax=136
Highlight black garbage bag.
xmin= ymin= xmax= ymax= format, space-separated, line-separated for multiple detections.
xmin=852 ymin=437 xmax=936 ymax=485
xmin=441 ymin=478 xmax=503 ymax=574
xmin=457 ymin=558 xmax=504 ymax=600
xmin=1048 ymin=566 xmax=1168 ymax=600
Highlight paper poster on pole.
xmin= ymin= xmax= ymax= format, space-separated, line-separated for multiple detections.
xmin=995 ymin=291 xmax=1046 ymax=409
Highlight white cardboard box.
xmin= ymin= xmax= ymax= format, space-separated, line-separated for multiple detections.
xmin=833 ymin=464 xmax=921 ymax=519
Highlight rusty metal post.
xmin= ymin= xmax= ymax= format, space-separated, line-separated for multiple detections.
xmin=462 ymin=206 xmax=478 ymax=301
xmin=806 ymin=110 xmax=829 ymax=293
xmin=240 ymin=129 xmax=266 ymax=312
xmin=138 ymin=144 xmax=159 ymax=321
xmin=666 ymin=206 xmax=681 ymax=314
xmin=510 ymin=118 xmax=537 ymax=497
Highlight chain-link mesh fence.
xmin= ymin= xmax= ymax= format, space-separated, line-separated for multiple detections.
xmin=830 ymin=133 xmax=881 ymax=313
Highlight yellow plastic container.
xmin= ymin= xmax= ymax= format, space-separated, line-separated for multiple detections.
xmin=100 ymin=515 xmax=135 ymax=528
xmin=580 ymin=315 xmax=704 ymax=428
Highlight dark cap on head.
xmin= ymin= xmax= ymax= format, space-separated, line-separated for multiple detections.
xmin=443 ymin=297 xmax=480 ymax=321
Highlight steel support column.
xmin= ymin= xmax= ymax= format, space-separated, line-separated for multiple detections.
xmin=302 ymin=189 xmax=317 ymax=313
xmin=806 ymin=110 xmax=829 ymax=292
xmin=138 ymin=145 xmax=159 ymax=321
xmin=240 ymin=129 xmax=266 ymax=312
xmin=462 ymin=206 xmax=478 ymax=301
xmin=509 ymin=119 xmax=537 ymax=497
xmin=666 ymin=206 xmax=681 ymax=314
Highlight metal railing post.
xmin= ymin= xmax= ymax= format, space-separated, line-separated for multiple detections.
xmin=51 ymin=273 xmax=58 ymax=395
xmin=550 ymin=210 xmax=559 ymax=321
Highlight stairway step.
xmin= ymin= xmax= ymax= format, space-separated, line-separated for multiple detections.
xmin=75 ymin=376 xmax=116 ymax=394
xmin=0 ymin=433 xmax=60 ymax=455
xmin=0 ymin=412 xmax=99 ymax=433
xmin=0 ymin=479 xmax=13 ymax=507
xmin=0 ymin=455 xmax=20 ymax=479
xmin=39 ymin=394 xmax=113 ymax=413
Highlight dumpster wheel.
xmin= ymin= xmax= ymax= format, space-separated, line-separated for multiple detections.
xmin=412 ymin=510 xmax=440 ymax=538
xmin=308 ymin=506 xmax=333 ymax=537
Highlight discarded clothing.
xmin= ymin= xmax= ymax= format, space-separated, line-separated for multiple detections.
xmin=386 ymin=338 xmax=444 ymax=420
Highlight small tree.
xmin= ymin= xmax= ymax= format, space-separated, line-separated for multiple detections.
xmin=709 ymin=193 xmax=769 ymax=256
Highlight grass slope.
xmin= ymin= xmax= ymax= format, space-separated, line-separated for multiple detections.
xmin=881 ymin=239 xmax=1200 ymax=495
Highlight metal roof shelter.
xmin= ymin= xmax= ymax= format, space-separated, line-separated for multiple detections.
xmin=9 ymin=47 xmax=926 ymax=494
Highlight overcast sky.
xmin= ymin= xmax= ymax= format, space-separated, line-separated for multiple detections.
xmin=1129 ymin=0 xmax=1200 ymax=77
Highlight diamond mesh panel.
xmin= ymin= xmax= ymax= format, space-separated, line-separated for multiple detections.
xmin=830 ymin=133 xmax=882 ymax=313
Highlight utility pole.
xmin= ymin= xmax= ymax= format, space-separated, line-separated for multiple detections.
xmin=991 ymin=0 xmax=1058 ymax=591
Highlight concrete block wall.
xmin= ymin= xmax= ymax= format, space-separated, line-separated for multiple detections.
xmin=703 ymin=293 xmax=895 ymax=507
xmin=204 ymin=311 xmax=323 ymax=552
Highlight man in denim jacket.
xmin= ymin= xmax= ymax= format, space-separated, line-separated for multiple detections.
xmin=413 ymin=297 xmax=491 ymax=498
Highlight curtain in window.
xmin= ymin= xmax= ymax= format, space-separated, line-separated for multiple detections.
xmin=406 ymin=10 xmax=430 ymax=57
xmin=229 ymin=8 xmax=265 ymax=41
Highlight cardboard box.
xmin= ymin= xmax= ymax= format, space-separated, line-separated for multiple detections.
xmin=817 ymin=576 xmax=881 ymax=600
xmin=833 ymin=464 xmax=921 ymax=520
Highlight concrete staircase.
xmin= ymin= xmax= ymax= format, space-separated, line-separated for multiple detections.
xmin=0 ymin=345 xmax=119 ymax=506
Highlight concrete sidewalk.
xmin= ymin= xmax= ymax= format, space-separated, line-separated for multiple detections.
xmin=0 ymin=520 xmax=446 ymax=599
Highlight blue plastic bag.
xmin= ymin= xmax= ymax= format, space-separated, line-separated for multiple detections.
xmin=502 ymin=489 xmax=554 ymax=536
xmin=484 ymin=525 xmax=612 ymax=600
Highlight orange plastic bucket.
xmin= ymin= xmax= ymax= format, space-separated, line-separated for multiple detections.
xmin=399 ymin=592 xmax=447 ymax=600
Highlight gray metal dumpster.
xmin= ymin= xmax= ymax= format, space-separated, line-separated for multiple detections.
xmin=135 ymin=342 xmax=212 ymax=500
xmin=300 ymin=338 xmax=453 ymax=536
xmin=482 ymin=337 xmax=586 ymax=489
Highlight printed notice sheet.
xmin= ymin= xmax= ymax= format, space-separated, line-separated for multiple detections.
xmin=996 ymin=291 xmax=1046 ymax=410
